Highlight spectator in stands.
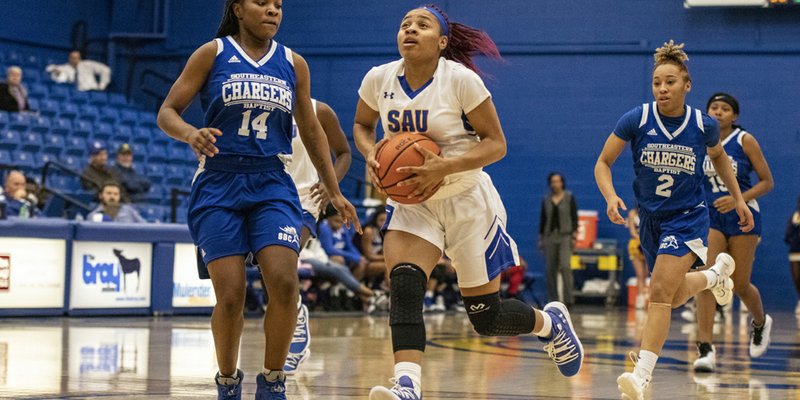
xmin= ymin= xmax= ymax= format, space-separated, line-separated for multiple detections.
xmin=539 ymin=171 xmax=579 ymax=306
xmin=0 ymin=66 xmax=28 ymax=112
xmin=3 ymin=170 xmax=38 ymax=218
xmin=24 ymin=176 xmax=44 ymax=212
xmin=45 ymin=50 xmax=111 ymax=91
xmin=87 ymin=182 xmax=145 ymax=223
xmin=81 ymin=141 xmax=117 ymax=191
xmin=110 ymin=143 xmax=151 ymax=203
xmin=318 ymin=205 xmax=368 ymax=280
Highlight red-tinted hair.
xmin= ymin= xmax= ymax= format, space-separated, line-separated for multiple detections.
xmin=420 ymin=4 xmax=502 ymax=76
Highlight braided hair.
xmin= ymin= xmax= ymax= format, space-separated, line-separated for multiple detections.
xmin=653 ymin=40 xmax=691 ymax=81
xmin=216 ymin=0 xmax=241 ymax=38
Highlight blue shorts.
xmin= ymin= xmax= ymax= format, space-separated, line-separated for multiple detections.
xmin=639 ymin=204 xmax=709 ymax=269
xmin=188 ymin=156 xmax=303 ymax=272
xmin=708 ymin=204 xmax=762 ymax=237
xmin=301 ymin=210 xmax=319 ymax=238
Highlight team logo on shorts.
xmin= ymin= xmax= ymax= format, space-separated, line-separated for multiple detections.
xmin=659 ymin=235 xmax=679 ymax=250
xmin=278 ymin=226 xmax=300 ymax=246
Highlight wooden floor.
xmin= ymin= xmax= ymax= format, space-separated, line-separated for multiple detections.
xmin=1 ymin=307 xmax=799 ymax=399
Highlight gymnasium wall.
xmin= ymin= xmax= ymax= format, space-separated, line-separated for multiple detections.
xmin=2 ymin=1 xmax=798 ymax=309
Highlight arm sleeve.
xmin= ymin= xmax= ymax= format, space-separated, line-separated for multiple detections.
xmin=703 ymin=115 xmax=721 ymax=147
xmin=612 ymin=106 xmax=643 ymax=142
xmin=570 ymin=195 xmax=579 ymax=233
xmin=455 ymin=67 xmax=491 ymax=113
xmin=357 ymin=66 xmax=381 ymax=112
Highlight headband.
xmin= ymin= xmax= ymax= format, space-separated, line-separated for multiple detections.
xmin=420 ymin=6 xmax=449 ymax=36
xmin=707 ymin=93 xmax=740 ymax=115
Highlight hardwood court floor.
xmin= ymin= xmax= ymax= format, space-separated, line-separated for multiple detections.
xmin=1 ymin=307 xmax=799 ymax=399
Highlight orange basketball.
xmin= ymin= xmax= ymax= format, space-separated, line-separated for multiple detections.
xmin=375 ymin=133 xmax=443 ymax=204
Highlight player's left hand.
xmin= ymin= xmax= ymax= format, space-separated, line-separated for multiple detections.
xmin=734 ymin=199 xmax=755 ymax=233
xmin=713 ymin=195 xmax=736 ymax=214
xmin=396 ymin=143 xmax=448 ymax=199
xmin=310 ymin=181 xmax=330 ymax=210
xmin=330 ymin=194 xmax=362 ymax=234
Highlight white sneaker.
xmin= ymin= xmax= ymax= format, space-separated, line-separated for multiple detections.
xmin=617 ymin=371 xmax=650 ymax=400
xmin=749 ymin=314 xmax=772 ymax=358
xmin=693 ymin=342 xmax=716 ymax=373
xmin=709 ymin=253 xmax=735 ymax=306
xmin=369 ymin=376 xmax=421 ymax=400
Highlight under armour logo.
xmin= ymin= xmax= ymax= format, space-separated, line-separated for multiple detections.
xmin=384 ymin=92 xmax=395 ymax=99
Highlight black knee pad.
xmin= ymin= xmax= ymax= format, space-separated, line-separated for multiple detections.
xmin=463 ymin=292 xmax=536 ymax=336
xmin=389 ymin=264 xmax=428 ymax=352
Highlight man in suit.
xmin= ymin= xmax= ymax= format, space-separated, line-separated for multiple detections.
xmin=0 ymin=66 xmax=28 ymax=112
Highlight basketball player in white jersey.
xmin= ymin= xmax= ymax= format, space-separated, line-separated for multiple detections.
xmin=353 ymin=5 xmax=584 ymax=400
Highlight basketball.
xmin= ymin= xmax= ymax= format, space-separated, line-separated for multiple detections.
xmin=374 ymin=133 xmax=443 ymax=204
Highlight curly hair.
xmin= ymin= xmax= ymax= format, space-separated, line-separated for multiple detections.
xmin=653 ymin=40 xmax=691 ymax=81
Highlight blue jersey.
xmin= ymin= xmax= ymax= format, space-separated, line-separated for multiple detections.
xmin=702 ymin=128 xmax=754 ymax=203
xmin=199 ymin=36 xmax=296 ymax=158
xmin=614 ymin=102 xmax=720 ymax=214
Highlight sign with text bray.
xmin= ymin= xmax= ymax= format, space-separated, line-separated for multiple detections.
xmin=70 ymin=242 xmax=152 ymax=309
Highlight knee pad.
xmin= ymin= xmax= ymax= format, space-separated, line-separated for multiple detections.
xmin=463 ymin=292 xmax=536 ymax=336
xmin=389 ymin=264 xmax=428 ymax=352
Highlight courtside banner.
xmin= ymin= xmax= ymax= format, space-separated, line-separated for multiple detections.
xmin=0 ymin=238 xmax=66 ymax=308
xmin=70 ymin=241 xmax=152 ymax=309
xmin=172 ymin=243 xmax=216 ymax=308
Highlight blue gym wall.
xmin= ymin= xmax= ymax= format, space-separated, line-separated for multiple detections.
xmin=2 ymin=1 xmax=798 ymax=309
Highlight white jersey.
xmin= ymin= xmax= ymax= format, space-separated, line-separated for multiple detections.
xmin=358 ymin=57 xmax=491 ymax=200
xmin=285 ymin=99 xmax=319 ymax=215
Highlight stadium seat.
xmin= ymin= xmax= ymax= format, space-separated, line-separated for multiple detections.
xmin=60 ymin=155 xmax=81 ymax=172
xmin=51 ymin=117 xmax=72 ymax=135
xmin=72 ymin=119 xmax=92 ymax=137
xmin=133 ymin=127 xmax=151 ymax=144
xmin=23 ymin=69 xmax=43 ymax=83
xmin=167 ymin=142 xmax=193 ymax=164
xmin=20 ymin=131 xmax=43 ymax=152
xmin=120 ymin=109 xmax=138 ymax=125
xmin=30 ymin=115 xmax=50 ymax=133
xmin=0 ymin=111 xmax=8 ymax=129
xmin=59 ymin=103 xmax=79 ymax=119
xmin=26 ymin=98 xmax=40 ymax=113
xmin=70 ymin=90 xmax=89 ymax=105
xmin=98 ymin=106 xmax=119 ymax=124
xmin=0 ymin=150 xmax=11 ymax=166
xmin=137 ymin=111 xmax=158 ymax=128
xmin=13 ymin=151 xmax=35 ymax=170
xmin=49 ymin=85 xmax=70 ymax=101
xmin=42 ymin=134 xmax=65 ymax=155
xmin=147 ymin=164 xmax=164 ymax=185
xmin=47 ymin=175 xmax=70 ymax=191
xmin=8 ymin=113 xmax=31 ymax=131
xmin=147 ymin=144 xmax=168 ymax=163
xmin=109 ymin=93 xmax=127 ymax=107
xmin=140 ymin=205 xmax=166 ymax=223
xmin=77 ymin=104 xmax=100 ymax=122
xmin=65 ymin=136 xmax=88 ymax=156
xmin=151 ymin=128 xmax=170 ymax=145
xmin=92 ymin=122 xmax=113 ymax=140
xmin=35 ymin=152 xmax=58 ymax=168
xmin=165 ymin=165 xmax=185 ymax=185
xmin=114 ymin=124 xmax=133 ymax=142
xmin=89 ymin=91 xmax=108 ymax=105
xmin=38 ymin=99 xmax=60 ymax=118
xmin=27 ymin=83 xmax=48 ymax=99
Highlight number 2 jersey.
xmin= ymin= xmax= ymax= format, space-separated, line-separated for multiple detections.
xmin=199 ymin=36 xmax=296 ymax=159
xmin=613 ymin=102 xmax=720 ymax=214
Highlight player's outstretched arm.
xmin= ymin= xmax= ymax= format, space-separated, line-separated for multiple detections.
xmin=708 ymin=143 xmax=754 ymax=232
xmin=157 ymin=41 xmax=221 ymax=158
xmin=292 ymin=52 xmax=361 ymax=232
xmin=595 ymin=133 xmax=627 ymax=225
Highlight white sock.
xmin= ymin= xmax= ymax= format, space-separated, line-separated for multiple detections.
xmin=424 ymin=290 xmax=434 ymax=299
xmin=216 ymin=371 xmax=241 ymax=385
xmin=701 ymin=269 xmax=719 ymax=290
xmin=261 ymin=368 xmax=285 ymax=381
xmin=532 ymin=309 xmax=553 ymax=338
xmin=394 ymin=361 xmax=422 ymax=390
xmin=634 ymin=350 xmax=658 ymax=379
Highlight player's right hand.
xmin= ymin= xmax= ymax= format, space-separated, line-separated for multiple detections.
xmin=606 ymin=196 xmax=627 ymax=225
xmin=366 ymin=138 xmax=389 ymax=195
xmin=188 ymin=128 xmax=222 ymax=158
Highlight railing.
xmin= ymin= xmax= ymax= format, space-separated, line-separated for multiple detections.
xmin=169 ymin=188 xmax=190 ymax=223
xmin=39 ymin=160 xmax=98 ymax=217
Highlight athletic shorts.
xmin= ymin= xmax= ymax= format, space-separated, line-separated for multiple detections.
xmin=382 ymin=172 xmax=520 ymax=288
xmin=628 ymin=238 xmax=644 ymax=261
xmin=708 ymin=201 xmax=761 ymax=237
xmin=188 ymin=156 xmax=303 ymax=270
xmin=639 ymin=204 xmax=709 ymax=269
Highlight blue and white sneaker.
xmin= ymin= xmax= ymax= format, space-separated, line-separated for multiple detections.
xmin=284 ymin=303 xmax=310 ymax=374
xmin=256 ymin=371 xmax=287 ymax=400
xmin=215 ymin=369 xmax=243 ymax=400
xmin=540 ymin=302 xmax=584 ymax=377
xmin=369 ymin=376 xmax=422 ymax=400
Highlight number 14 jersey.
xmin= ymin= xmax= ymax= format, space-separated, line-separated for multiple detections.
xmin=613 ymin=102 xmax=720 ymax=214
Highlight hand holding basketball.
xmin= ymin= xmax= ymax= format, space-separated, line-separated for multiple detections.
xmin=396 ymin=143 xmax=449 ymax=199
xmin=366 ymin=137 xmax=390 ymax=195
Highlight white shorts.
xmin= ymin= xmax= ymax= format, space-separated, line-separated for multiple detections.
xmin=384 ymin=172 xmax=520 ymax=288
xmin=297 ymin=188 xmax=321 ymax=219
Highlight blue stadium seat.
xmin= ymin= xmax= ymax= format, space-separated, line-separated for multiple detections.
xmin=61 ymin=155 xmax=81 ymax=172
xmin=8 ymin=113 xmax=31 ymax=131
xmin=167 ymin=142 xmax=193 ymax=164
xmin=132 ymin=127 xmax=151 ymax=144
xmin=26 ymin=98 xmax=40 ymax=112
xmin=147 ymin=144 xmax=168 ymax=163
xmin=0 ymin=149 xmax=11 ymax=166
xmin=140 ymin=204 xmax=166 ymax=223
xmin=35 ymin=152 xmax=57 ymax=168
xmin=13 ymin=151 xmax=35 ymax=170
xmin=49 ymin=85 xmax=70 ymax=101
xmin=0 ymin=111 xmax=8 ymax=129
xmin=28 ymin=83 xmax=48 ymax=99
xmin=77 ymin=104 xmax=100 ymax=122
xmin=47 ymin=176 xmax=70 ymax=191
xmin=0 ymin=130 xmax=21 ymax=150
xmin=120 ymin=109 xmax=138 ymax=125
xmin=70 ymin=90 xmax=89 ymax=105
xmin=89 ymin=91 xmax=108 ymax=105
xmin=98 ymin=106 xmax=119 ymax=124
xmin=109 ymin=93 xmax=127 ymax=107
xmin=72 ymin=119 xmax=92 ymax=137
xmin=51 ymin=117 xmax=72 ymax=135
xmin=65 ymin=137 xmax=88 ymax=156
xmin=146 ymin=163 xmax=163 ymax=184
xmin=42 ymin=134 xmax=65 ymax=155
xmin=165 ymin=165 xmax=185 ymax=185
xmin=92 ymin=122 xmax=113 ymax=140
xmin=59 ymin=103 xmax=79 ymax=120
xmin=114 ymin=124 xmax=133 ymax=141
xmin=151 ymin=128 xmax=170 ymax=145
xmin=30 ymin=115 xmax=50 ymax=133
xmin=23 ymin=69 xmax=43 ymax=83
xmin=37 ymin=99 xmax=59 ymax=118
xmin=20 ymin=131 xmax=42 ymax=152
xmin=137 ymin=111 xmax=158 ymax=128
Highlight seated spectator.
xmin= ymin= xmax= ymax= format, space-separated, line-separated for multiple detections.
xmin=355 ymin=207 xmax=387 ymax=280
xmin=24 ymin=176 xmax=45 ymax=211
xmin=0 ymin=66 xmax=28 ymax=112
xmin=87 ymin=182 xmax=145 ymax=223
xmin=2 ymin=170 xmax=38 ymax=218
xmin=45 ymin=50 xmax=111 ymax=91
xmin=110 ymin=143 xmax=151 ymax=203
xmin=81 ymin=141 xmax=117 ymax=191
xmin=318 ymin=205 xmax=367 ymax=279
